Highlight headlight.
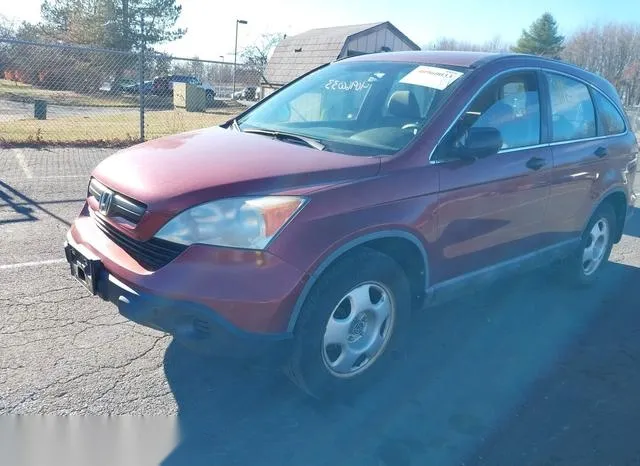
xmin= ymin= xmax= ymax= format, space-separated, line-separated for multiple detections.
xmin=154 ymin=196 xmax=306 ymax=249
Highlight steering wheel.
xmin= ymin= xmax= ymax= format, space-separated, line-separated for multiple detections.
xmin=401 ymin=123 xmax=419 ymax=135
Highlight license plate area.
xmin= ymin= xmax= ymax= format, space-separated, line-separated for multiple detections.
xmin=65 ymin=243 xmax=102 ymax=295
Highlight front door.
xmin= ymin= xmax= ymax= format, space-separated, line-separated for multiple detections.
xmin=432 ymin=70 xmax=552 ymax=282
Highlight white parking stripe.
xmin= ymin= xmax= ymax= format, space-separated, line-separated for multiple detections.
xmin=13 ymin=149 xmax=33 ymax=179
xmin=0 ymin=259 xmax=66 ymax=270
xmin=35 ymin=175 xmax=88 ymax=179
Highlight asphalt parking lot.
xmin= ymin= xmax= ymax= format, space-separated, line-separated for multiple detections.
xmin=2 ymin=147 xmax=640 ymax=465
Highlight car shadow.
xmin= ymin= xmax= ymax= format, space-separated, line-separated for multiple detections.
xmin=161 ymin=258 xmax=640 ymax=466
xmin=0 ymin=181 xmax=37 ymax=224
xmin=0 ymin=179 xmax=78 ymax=226
xmin=622 ymin=206 xmax=640 ymax=237
xmin=462 ymin=260 xmax=640 ymax=465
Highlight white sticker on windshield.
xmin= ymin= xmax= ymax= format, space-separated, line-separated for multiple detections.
xmin=399 ymin=66 xmax=463 ymax=90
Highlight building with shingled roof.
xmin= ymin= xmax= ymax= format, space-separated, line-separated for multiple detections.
xmin=261 ymin=21 xmax=420 ymax=96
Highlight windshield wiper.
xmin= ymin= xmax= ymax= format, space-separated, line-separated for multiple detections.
xmin=230 ymin=118 xmax=241 ymax=132
xmin=242 ymin=128 xmax=325 ymax=151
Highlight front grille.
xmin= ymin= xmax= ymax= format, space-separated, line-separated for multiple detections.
xmin=94 ymin=215 xmax=187 ymax=270
xmin=89 ymin=178 xmax=147 ymax=224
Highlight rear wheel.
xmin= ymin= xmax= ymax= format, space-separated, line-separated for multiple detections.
xmin=286 ymin=248 xmax=411 ymax=399
xmin=562 ymin=203 xmax=616 ymax=286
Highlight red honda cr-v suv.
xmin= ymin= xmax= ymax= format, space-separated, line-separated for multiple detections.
xmin=65 ymin=51 xmax=637 ymax=397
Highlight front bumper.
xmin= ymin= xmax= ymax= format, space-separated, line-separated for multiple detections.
xmin=96 ymin=270 xmax=292 ymax=359
xmin=67 ymin=213 xmax=308 ymax=334
xmin=64 ymin=216 xmax=302 ymax=359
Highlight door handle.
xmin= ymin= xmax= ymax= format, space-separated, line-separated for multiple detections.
xmin=594 ymin=146 xmax=608 ymax=158
xmin=526 ymin=156 xmax=547 ymax=171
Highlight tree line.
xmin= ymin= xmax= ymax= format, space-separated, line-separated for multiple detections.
xmin=426 ymin=13 xmax=640 ymax=107
xmin=3 ymin=0 xmax=185 ymax=52
xmin=0 ymin=0 xmax=186 ymax=92
xmin=0 ymin=1 xmax=278 ymax=93
xmin=1 ymin=5 xmax=639 ymax=106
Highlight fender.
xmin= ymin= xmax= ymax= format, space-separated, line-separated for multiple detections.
xmin=581 ymin=186 xmax=628 ymax=235
xmin=286 ymin=229 xmax=430 ymax=333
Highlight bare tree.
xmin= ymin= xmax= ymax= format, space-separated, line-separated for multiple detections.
xmin=0 ymin=14 xmax=16 ymax=76
xmin=187 ymin=55 xmax=205 ymax=80
xmin=425 ymin=36 xmax=511 ymax=52
xmin=0 ymin=14 xmax=15 ymax=37
xmin=562 ymin=22 xmax=640 ymax=106
xmin=240 ymin=33 xmax=285 ymax=71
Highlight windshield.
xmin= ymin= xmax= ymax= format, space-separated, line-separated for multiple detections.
xmin=237 ymin=61 xmax=468 ymax=156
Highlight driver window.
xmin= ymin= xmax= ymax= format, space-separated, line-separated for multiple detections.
xmin=456 ymin=71 xmax=541 ymax=151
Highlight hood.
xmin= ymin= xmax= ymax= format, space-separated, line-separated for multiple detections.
xmin=92 ymin=126 xmax=380 ymax=213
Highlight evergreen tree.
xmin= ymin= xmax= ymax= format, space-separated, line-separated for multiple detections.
xmin=512 ymin=13 xmax=565 ymax=58
xmin=40 ymin=0 xmax=185 ymax=51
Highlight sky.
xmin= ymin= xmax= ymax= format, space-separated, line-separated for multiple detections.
xmin=2 ymin=0 xmax=640 ymax=60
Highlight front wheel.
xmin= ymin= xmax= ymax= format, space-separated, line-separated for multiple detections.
xmin=286 ymin=248 xmax=411 ymax=399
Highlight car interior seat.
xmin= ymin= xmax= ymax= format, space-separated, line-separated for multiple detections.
xmin=386 ymin=90 xmax=421 ymax=122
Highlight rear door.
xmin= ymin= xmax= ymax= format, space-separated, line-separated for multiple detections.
xmin=544 ymin=72 xmax=629 ymax=243
xmin=591 ymin=89 xmax=638 ymax=193
xmin=434 ymin=70 xmax=552 ymax=281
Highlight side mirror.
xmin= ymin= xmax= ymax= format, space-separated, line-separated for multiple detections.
xmin=458 ymin=127 xmax=502 ymax=159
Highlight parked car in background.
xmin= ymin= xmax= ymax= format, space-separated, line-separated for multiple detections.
xmin=152 ymin=74 xmax=216 ymax=105
xmin=65 ymin=51 xmax=637 ymax=399
xmin=122 ymin=80 xmax=154 ymax=95
xmin=232 ymin=86 xmax=259 ymax=101
xmin=99 ymin=78 xmax=136 ymax=93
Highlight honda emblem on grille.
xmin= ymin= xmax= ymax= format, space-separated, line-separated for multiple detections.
xmin=98 ymin=190 xmax=114 ymax=216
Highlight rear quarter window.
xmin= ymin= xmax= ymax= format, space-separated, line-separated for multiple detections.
xmin=592 ymin=91 xmax=626 ymax=136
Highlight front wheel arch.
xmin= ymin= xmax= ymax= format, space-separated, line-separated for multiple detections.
xmin=286 ymin=230 xmax=429 ymax=334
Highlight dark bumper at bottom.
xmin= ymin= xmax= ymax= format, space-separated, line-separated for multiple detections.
xmin=98 ymin=273 xmax=292 ymax=361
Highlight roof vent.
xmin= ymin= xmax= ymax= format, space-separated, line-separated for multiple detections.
xmin=294 ymin=47 xmax=302 ymax=52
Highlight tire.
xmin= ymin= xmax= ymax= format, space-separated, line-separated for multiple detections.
xmin=286 ymin=247 xmax=411 ymax=399
xmin=562 ymin=203 xmax=616 ymax=286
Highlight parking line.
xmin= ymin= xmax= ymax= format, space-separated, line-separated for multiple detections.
xmin=35 ymin=175 xmax=88 ymax=179
xmin=0 ymin=259 xmax=66 ymax=270
xmin=13 ymin=149 xmax=33 ymax=179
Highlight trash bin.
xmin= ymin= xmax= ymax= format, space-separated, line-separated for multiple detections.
xmin=34 ymin=100 xmax=47 ymax=120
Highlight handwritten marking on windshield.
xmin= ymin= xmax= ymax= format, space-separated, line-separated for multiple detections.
xmin=324 ymin=80 xmax=371 ymax=91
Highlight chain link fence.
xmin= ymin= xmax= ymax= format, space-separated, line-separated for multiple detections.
xmin=0 ymin=37 xmax=638 ymax=148
xmin=626 ymin=107 xmax=640 ymax=135
xmin=0 ymin=38 xmax=263 ymax=147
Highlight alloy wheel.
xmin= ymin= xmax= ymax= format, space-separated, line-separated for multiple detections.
xmin=321 ymin=282 xmax=395 ymax=378
xmin=582 ymin=217 xmax=610 ymax=276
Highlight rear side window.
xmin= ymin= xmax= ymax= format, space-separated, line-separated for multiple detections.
xmin=546 ymin=73 xmax=596 ymax=142
xmin=592 ymin=91 xmax=626 ymax=135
